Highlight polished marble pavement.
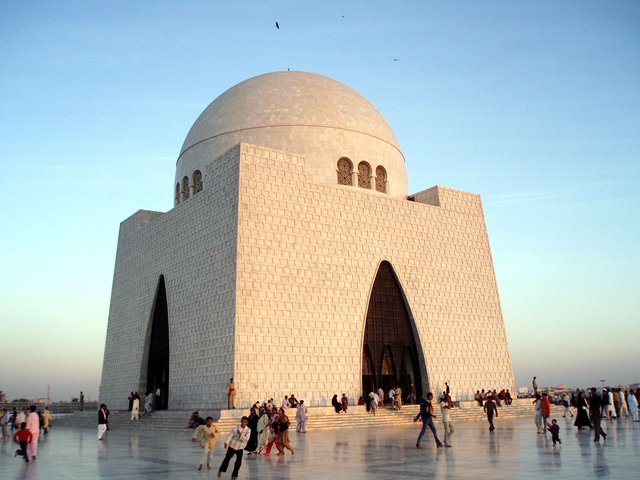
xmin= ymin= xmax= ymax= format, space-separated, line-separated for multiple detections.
xmin=1 ymin=416 xmax=638 ymax=479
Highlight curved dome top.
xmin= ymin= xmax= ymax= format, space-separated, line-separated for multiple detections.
xmin=176 ymin=71 xmax=408 ymax=199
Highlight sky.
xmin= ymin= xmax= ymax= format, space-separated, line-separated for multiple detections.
xmin=1 ymin=1 xmax=638 ymax=402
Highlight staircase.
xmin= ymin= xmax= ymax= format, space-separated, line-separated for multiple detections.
xmin=53 ymin=399 xmax=565 ymax=432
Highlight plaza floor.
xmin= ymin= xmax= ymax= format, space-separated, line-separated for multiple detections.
xmin=1 ymin=416 xmax=638 ymax=479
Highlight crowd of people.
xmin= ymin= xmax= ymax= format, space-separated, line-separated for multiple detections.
xmin=183 ymin=394 xmax=307 ymax=476
xmin=0 ymin=405 xmax=52 ymax=463
xmin=567 ymin=387 xmax=640 ymax=441
xmin=6 ymin=380 xmax=639 ymax=475
xmin=127 ymin=391 xmax=157 ymax=418
xmin=473 ymin=388 xmax=513 ymax=406
xmin=359 ymin=384 xmax=418 ymax=415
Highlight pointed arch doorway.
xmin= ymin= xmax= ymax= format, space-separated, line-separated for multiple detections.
xmin=362 ymin=261 xmax=423 ymax=403
xmin=144 ymin=275 xmax=170 ymax=410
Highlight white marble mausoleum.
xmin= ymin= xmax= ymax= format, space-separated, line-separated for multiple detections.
xmin=99 ymin=71 xmax=515 ymax=410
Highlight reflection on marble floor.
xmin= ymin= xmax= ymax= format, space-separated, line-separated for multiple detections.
xmin=1 ymin=416 xmax=638 ymax=479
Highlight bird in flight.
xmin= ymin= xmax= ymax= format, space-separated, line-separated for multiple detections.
xmin=275 ymin=21 xmax=280 ymax=29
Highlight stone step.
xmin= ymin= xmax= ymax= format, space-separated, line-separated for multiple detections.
xmin=53 ymin=400 xmax=566 ymax=432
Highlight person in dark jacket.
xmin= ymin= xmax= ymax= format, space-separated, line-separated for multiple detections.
xmin=414 ymin=392 xmax=443 ymax=448
xmin=589 ymin=387 xmax=607 ymax=442
xmin=484 ymin=396 xmax=498 ymax=432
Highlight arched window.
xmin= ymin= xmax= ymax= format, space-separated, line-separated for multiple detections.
xmin=337 ymin=157 xmax=353 ymax=186
xmin=381 ymin=346 xmax=396 ymax=377
xmin=362 ymin=345 xmax=376 ymax=396
xmin=192 ymin=170 xmax=202 ymax=194
xmin=375 ymin=166 xmax=387 ymax=193
xmin=358 ymin=161 xmax=372 ymax=189
xmin=182 ymin=176 xmax=190 ymax=201
xmin=175 ymin=183 xmax=181 ymax=205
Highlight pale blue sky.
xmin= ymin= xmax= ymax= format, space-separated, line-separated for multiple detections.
xmin=1 ymin=1 xmax=638 ymax=401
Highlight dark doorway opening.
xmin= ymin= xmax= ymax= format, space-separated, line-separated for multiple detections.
xmin=146 ymin=275 xmax=169 ymax=410
xmin=362 ymin=262 xmax=423 ymax=403
xmin=362 ymin=346 xmax=376 ymax=397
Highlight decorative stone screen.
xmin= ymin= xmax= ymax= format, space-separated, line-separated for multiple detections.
xmin=337 ymin=158 xmax=353 ymax=186
xmin=358 ymin=161 xmax=372 ymax=189
xmin=192 ymin=170 xmax=202 ymax=194
xmin=182 ymin=176 xmax=190 ymax=201
xmin=375 ymin=166 xmax=387 ymax=193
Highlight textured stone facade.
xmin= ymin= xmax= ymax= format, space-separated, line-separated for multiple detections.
xmin=100 ymin=146 xmax=240 ymax=409
xmin=100 ymin=141 xmax=514 ymax=409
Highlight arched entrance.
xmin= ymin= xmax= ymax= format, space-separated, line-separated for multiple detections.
xmin=362 ymin=346 xmax=376 ymax=396
xmin=362 ymin=261 xmax=423 ymax=403
xmin=145 ymin=275 xmax=169 ymax=410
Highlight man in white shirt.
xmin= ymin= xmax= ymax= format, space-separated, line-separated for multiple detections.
xmin=388 ymin=388 xmax=395 ymax=408
xmin=440 ymin=394 xmax=454 ymax=447
xmin=295 ymin=400 xmax=308 ymax=432
xmin=130 ymin=394 xmax=140 ymax=421
xmin=218 ymin=416 xmax=251 ymax=478
xmin=369 ymin=391 xmax=380 ymax=416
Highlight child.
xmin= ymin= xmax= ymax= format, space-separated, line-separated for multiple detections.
xmin=547 ymin=418 xmax=562 ymax=446
xmin=192 ymin=416 xmax=219 ymax=471
xmin=13 ymin=422 xmax=32 ymax=463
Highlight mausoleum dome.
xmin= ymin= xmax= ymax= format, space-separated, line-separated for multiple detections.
xmin=175 ymin=71 xmax=408 ymax=202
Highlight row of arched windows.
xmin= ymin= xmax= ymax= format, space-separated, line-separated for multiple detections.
xmin=337 ymin=158 xmax=387 ymax=193
xmin=175 ymin=170 xmax=202 ymax=205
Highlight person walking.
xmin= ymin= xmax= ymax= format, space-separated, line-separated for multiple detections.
xmin=276 ymin=408 xmax=294 ymax=454
xmin=414 ymin=393 xmax=443 ymax=448
xmin=561 ymin=393 xmax=573 ymax=418
xmin=440 ymin=393 xmax=454 ymax=447
xmin=144 ymin=392 xmax=154 ymax=416
xmin=244 ymin=407 xmax=260 ymax=455
xmin=25 ymin=405 xmax=40 ymax=460
xmin=218 ymin=416 xmax=251 ymax=478
xmin=627 ymin=390 xmax=639 ymax=422
xmin=619 ymin=389 xmax=629 ymax=418
xmin=574 ymin=390 xmax=592 ymax=429
xmin=484 ymin=396 xmax=498 ymax=432
xmin=331 ymin=394 xmax=342 ymax=413
xmin=256 ymin=408 xmax=270 ymax=454
xmin=533 ymin=394 xmax=543 ymax=434
xmin=388 ymin=388 xmax=396 ymax=408
xmin=13 ymin=422 xmax=32 ymax=464
xmin=98 ymin=404 xmax=109 ymax=440
xmin=547 ymin=418 xmax=562 ymax=446
xmin=540 ymin=393 xmax=551 ymax=434
xmin=295 ymin=400 xmax=308 ymax=433
xmin=192 ymin=416 xmax=220 ymax=471
xmin=369 ymin=390 xmax=379 ymax=416
xmin=15 ymin=409 xmax=27 ymax=430
xmin=42 ymin=407 xmax=52 ymax=435
xmin=395 ymin=386 xmax=403 ymax=410
xmin=589 ymin=387 xmax=607 ymax=442
xmin=0 ymin=409 xmax=10 ymax=439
